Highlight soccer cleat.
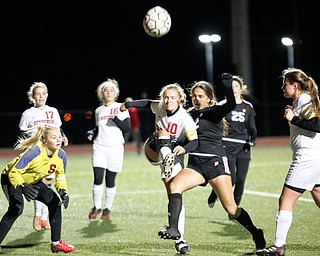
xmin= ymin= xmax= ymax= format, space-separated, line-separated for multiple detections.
xmin=256 ymin=244 xmax=286 ymax=255
xmin=33 ymin=216 xmax=42 ymax=231
xmin=101 ymin=208 xmax=110 ymax=219
xmin=207 ymin=190 xmax=218 ymax=208
xmin=175 ymin=240 xmax=190 ymax=254
xmin=88 ymin=207 xmax=101 ymax=219
xmin=252 ymin=228 xmax=266 ymax=250
xmin=51 ymin=240 xmax=75 ymax=253
xmin=158 ymin=226 xmax=181 ymax=240
xmin=41 ymin=219 xmax=51 ymax=230
xmin=163 ymin=153 xmax=175 ymax=177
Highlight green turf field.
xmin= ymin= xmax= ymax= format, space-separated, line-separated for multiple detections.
xmin=0 ymin=146 xmax=319 ymax=255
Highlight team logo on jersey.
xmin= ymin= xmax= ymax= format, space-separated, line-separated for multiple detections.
xmin=242 ymin=108 xmax=247 ymax=113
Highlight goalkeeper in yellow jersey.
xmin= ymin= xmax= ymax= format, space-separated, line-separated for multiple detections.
xmin=0 ymin=125 xmax=75 ymax=253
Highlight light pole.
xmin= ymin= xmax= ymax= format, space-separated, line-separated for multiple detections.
xmin=198 ymin=34 xmax=221 ymax=83
xmin=281 ymin=37 xmax=294 ymax=67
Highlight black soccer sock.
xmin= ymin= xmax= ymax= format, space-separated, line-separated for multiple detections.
xmin=234 ymin=207 xmax=259 ymax=235
xmin=168 ymin=193 xmax=182 ymax=229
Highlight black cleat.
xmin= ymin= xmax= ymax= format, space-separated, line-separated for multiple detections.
xmin=207 ymin=189 xmax=218 ymax=208
xmin=256 ymin=244 xmax=286 ymax=255
xmin=158 ymin=226 xmax=181 ymax=240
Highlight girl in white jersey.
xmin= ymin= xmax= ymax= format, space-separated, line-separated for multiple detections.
xmin=86 ymin=78 xmax=130 ymax=220
xmin=257 ymin=68 xmax=320 ymax=256
xmin=120 ymin=83 xmax=198 ymax=254
xmin=18 ymin=82 xmax=68 ymax=232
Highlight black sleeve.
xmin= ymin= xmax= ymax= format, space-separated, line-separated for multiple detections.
xmin=125 ymin=99 xmax=152 ymax=109
xmin=86 ymin=126 xmax=98 ymax=139
xmin=291 ymin=116 xmax=320 ymax=132
xmin=198 ymin=83 xmax=236 ymax=115
xmin=247 ymin=108 xmax=257 ymax=144
xmin=183 ymin=139 xmax=198 ymax=153
xmin=60 ymin=128 xmax=67 ymax=138
xmin=113 ymin=116 xmax=131 ymax=133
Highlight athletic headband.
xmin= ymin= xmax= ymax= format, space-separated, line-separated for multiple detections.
xmin=101 ymin=81 xmax=120 ymax=96
xmin=233 ymin=77 xmax=243 ymax=88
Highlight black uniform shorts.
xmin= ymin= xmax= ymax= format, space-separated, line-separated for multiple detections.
xmin=187 ymin=154 xmax=230 ymax=181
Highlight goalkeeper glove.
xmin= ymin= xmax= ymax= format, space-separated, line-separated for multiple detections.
xmin=19 ymin=183 xmax=40 ymax=202
xmin=58 ymin=189 xmax=69 ymax=209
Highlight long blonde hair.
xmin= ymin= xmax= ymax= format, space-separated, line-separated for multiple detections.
xmin=14 ymin=125 xmax=58 ymax=150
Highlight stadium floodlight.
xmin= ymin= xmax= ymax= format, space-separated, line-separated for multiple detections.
xmin=198 ymin=34 xmax=221 ymax=83
xmin=281 ymin=37 xmax=294 ymax=67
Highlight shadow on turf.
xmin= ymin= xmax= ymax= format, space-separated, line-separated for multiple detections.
xmin=79 ymin=219 xmax=121 ymax=238
xmin=208 ymin=219 xmax=259 ymax=255
xmin=0 ymin=229 xmax=46 ymax=254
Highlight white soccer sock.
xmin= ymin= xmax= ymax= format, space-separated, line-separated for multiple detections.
xmin=34 ymin=200 xmax=42 ymax=216
xmin=104 ymin=186 xmax=116 ymax=210
xmin=177 ymin=205 xmax=185 ymax=241
xmin=41 ymin=203 xmax=49 ymax=220
xmin=159 ymin=146 xmax=172 ymax=162
xmin=92 ymin=184 xmax=104 ymax=209
xmin=274 ymin=210 xmax=293 ymax=247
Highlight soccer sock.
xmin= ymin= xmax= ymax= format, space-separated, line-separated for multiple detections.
xmin=159 ymin=146 xmax=172 ymax=161
xmin=34 ymin=200 xmax=42 ymax=216
xmin=104 ymin=186 xmax=116 ymax=210
xmin=41 ymin=203 xmax=49 ymax=220
xmin=274 ymin=210 xmax=292 ymax=247
xmin=177 ymin=205 xmax=185 ymax=241
xmin=92 ymin=184 xmax=104 ymax=209
xmin=235 ymin=207 xmax=259 ymax=234
xmin=168 ymin=193 xmax=182 ymax=229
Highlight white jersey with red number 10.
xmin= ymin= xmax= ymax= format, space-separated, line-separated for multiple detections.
xmin=94 ymin=102 xmax=130 ymax=146
xmin=19 ymin=105 xmax=62 ymax=130
xmin=150 ymin=101 xmax=198 ymax=143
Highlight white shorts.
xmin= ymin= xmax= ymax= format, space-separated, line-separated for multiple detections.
xmin=92 ymin=143 xmax=124 ymax=172
xmin=285 ymin=149 xmax=320 ymax=190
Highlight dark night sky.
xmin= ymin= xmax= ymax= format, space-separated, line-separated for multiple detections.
xmin=1 ymin=0 xmax=320 ymax=145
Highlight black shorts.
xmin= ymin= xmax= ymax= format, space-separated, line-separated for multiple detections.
xmin=187 ymin=154 xmax=231 ymax=181
xmin=224 ymin=141 xmax=251 ymax=160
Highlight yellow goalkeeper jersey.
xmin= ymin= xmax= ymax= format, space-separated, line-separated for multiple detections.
xmin=2 ymin=144 xmax=68 ymax=191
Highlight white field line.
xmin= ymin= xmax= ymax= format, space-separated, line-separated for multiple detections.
xmin=68 ymin=188 xmax=314 ymax=203
xmin=244 ymin=189 xmax=313 ymax=202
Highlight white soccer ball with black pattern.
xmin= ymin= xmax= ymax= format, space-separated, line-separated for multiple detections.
xmin=143 ymin=6 xmax=171 ymax=38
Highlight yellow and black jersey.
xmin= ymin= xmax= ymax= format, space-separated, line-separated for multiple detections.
xmin=2 ymin=144 xmax=67 ymax=191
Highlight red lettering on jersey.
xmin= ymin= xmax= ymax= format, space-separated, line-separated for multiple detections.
xmin=46 ymin=111 xmax=54 ymax=119
xmin=166 ymin=122 xmax=178 ymax=135
xmin=48 ymin=164 xmax=57 ymax=174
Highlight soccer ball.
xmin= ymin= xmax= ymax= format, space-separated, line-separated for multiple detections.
xmin=143 ymin=6 xmax=171 ymax=38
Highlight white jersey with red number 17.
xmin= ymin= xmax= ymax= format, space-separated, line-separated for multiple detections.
xmin=19 ymin=105 xmax=62 ymax=130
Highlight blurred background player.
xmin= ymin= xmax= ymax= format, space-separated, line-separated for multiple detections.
xmin=120 ymin=83 xmax=198 ymax=254
xmin=124 ymin=97 xmax=142 ymax=154
xmin=207 ymin=75 xmax=257 ymax=211
xmin=18 ymin=82 xmax=68 ymax=231
xmin=0 ymin=125 xmax=74 ymax=253
xmin=87 ymin=78 xmax=130 ymax=220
